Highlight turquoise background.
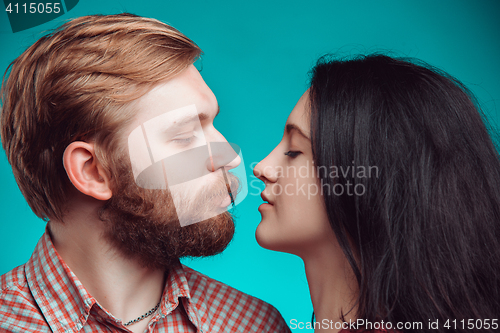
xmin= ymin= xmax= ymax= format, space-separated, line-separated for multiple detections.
xmin=1 ymin=1 xmax=499 ymax=331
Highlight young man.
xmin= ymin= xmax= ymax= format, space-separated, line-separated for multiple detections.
xmin=0 ymin=14 xmax=289 ymax=333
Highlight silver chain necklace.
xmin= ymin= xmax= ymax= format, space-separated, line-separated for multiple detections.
xmin=123 ymin=301 xmax=161 ymax=327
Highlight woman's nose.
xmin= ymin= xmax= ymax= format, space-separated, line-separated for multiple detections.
xmin=253 ymin=153 xmax=278 ymax=183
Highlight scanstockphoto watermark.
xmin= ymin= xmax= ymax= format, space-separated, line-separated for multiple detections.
xmin=289 ymin=318 xmax=499 ymax=331
xmin=250 ymin=160 xmax=379 ymax=198
xmin=290 ymin=318 xmax=424 ymax=331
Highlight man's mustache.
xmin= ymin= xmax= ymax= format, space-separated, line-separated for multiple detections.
xmin=195 ymin=170 xmax=240 ymax=207
xmin=134 ymin=142 xmax=241 ymax=190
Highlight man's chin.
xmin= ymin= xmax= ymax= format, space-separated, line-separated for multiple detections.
xmin=98 ymin=164 xmax=238 ymax=270
xmin=177 ymin=206 xmax=232 ymax=227
xmin=179 ymin=211 xmax=235 ymax=251
xmin=102 ymin=208 xmax=235 ymax=270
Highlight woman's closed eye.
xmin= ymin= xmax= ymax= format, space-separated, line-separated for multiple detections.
xmin=284 ymin=150 xmax=301 ymax=158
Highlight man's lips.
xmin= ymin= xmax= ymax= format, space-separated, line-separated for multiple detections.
xmin=215 ymin=169 xmax=239 ymax=208
xmin=219 ymin=193 xmax=232 ymax=208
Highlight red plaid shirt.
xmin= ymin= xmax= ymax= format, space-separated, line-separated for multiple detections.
xmin=0 ymin=231 xmax=290 ymax=332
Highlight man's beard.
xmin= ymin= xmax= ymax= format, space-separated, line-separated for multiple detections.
xmin=98 ymin=160 xmax=239 ymax=270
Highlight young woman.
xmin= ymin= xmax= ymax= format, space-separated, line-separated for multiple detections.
xmin=254 ymin=55 xmax=500 ymax=332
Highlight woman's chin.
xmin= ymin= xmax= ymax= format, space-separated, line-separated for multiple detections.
xmin=255 ymin=221 xmax=294 ymax=254
xmin=255 ymin=220 xmax=280 ymax=251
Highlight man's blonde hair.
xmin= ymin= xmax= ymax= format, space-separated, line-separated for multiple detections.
xmin=1 ymin=13 xmax=201 ymax=221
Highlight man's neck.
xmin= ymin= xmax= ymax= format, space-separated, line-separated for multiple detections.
xmin=301 ymin=242 xmax=358 ymax=333
xmin=48 ymin=202 xmax=165 ymax=332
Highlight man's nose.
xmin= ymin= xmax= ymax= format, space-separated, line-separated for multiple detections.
xmin=207 ymin=141 xmax=241 ymax=172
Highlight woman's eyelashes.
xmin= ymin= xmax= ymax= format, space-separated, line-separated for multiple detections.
xmin=284 ymin=150 xmax=301 ymax=158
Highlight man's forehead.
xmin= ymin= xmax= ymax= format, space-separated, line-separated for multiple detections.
xmin=127 ymin=69 xmax=217 ymax=132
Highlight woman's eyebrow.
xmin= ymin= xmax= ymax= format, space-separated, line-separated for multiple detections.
xmin=285 ymin=123 xmax=310 ymax=140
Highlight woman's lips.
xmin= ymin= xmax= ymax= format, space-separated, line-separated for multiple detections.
xmin=258 ymin=202 xmax=274 ymax=212
xmin=259 ymin=191 xmax=275 ymax=212
xmin=260 ymin=192 xmax=274 ymax=205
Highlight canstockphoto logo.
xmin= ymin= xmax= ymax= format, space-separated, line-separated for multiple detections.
xmin=3 ymin=0 xmax=79 ymax=32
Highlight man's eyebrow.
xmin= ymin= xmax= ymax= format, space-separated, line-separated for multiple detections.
xmin=286 ymin=123 xmax=310 ymax=140
xmin=198 ymin=105 xmax=219 ymax=122
xmin=166 ymin=106 xmax=220 ymax=130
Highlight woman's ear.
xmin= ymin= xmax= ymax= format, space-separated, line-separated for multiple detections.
xmin=63 ymin=142 xmax=112 ymax=200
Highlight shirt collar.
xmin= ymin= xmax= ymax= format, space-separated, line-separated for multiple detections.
xmin=162 ymin=263 xmax=191 ymax=312
xmin=159 ymin=263 xmax=203 ymax=330
xmin=25 ymin=229 xmax=201 ymax=332
xmin=25 ymin=229 xmax=95 ymax=333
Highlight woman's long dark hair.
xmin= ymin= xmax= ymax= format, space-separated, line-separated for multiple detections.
xmin=309 ymin=54 xmax=500 ymax=332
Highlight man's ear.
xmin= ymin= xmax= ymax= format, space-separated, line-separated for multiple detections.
xmin=63 ymin=142 xmax=112 ymax=200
